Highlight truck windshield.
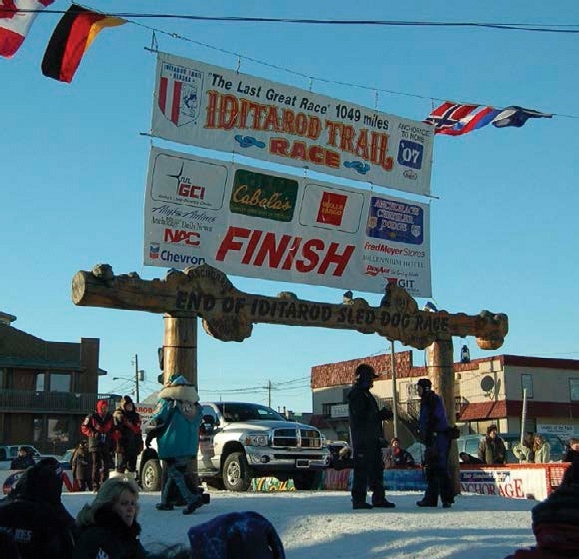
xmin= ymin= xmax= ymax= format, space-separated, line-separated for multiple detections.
xmin=217 ymin=403 xmax=285 ymax=422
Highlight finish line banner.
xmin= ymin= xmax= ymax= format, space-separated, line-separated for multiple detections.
xmin=144 ymin=147 xmax=431 ymax=297
xmin=150 ymin=52 xmax=434 ymax=197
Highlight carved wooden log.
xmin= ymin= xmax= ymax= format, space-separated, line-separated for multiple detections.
xmin=72 ymin=264 xmax=508 ymax=350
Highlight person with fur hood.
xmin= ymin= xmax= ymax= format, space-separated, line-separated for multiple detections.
xmin=0 ymin=457 xmax=76 ymax=559
xmin=504 ymin=460 xmax=579 ymax=558
xmin=146 ymin=374 xmax=204 ymax=515
xmin=113 ymin=395 xmax=143 ymax=477
xmin=72 ymin=477 xmax=145 ymax=559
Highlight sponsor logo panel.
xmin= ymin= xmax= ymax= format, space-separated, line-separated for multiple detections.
xmin=366 ymin=196 xmax=423 ymax=245
xmin=150 ymin=153 xmax=227 ymax=210
xmin=230 ymin=169 xmax=297 ymax=222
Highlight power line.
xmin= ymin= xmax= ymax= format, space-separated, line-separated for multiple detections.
xmin=11 ymin=9 xmax=579 ymax=33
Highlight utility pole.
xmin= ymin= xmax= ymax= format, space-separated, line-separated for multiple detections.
xmin=267 ymin=380 xmax=271 ymax=408
xmin=134 ymin=353 xmax=140 ymax=402
xmin=390 ymin=340 xmax=399 ymax=438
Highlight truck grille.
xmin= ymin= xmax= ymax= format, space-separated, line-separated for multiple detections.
xmin=271 ymin=427 xmax=322 ymax=449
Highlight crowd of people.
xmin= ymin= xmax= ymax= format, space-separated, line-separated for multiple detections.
xmin=2 ymin=365 xmax=579 ymax=557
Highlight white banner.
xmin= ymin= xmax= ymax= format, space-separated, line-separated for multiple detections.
xmin=151 ymin=52 xmax=434 ymax=197
xmin=144 ymin=147 xmax=432 ymax=297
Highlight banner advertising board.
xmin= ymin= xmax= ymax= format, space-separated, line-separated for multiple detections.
xmin=144 ymin=147 xmax=431 ymax=297
xmin=151 ymin=52 xmax=434 ymax=197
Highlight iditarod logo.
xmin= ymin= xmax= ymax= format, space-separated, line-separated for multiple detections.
xmin=158 ymin=62 xmax=203 ymax=126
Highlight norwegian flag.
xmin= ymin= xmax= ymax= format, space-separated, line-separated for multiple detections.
xmin=0 ymin=0 xmax=54 ymax=58
xmin=424 ymin=101 xmax=479 ymax=134
xmin=158 ymin=76 xmax=183 ymax=126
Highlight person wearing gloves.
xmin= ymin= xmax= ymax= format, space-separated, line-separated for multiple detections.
xmin=146 ymin=374 xmax=204 ymax=515
xmin=81 ymin=399 xmax=115 ymax=491
xmin=347 ymin=363 xmax=395 ymax=510
xmin=113 ymin=395 xmax=143 ymax=478
xmin=513 ymin=432 xmax=536 ymax=463
xmin=416 ymin=377 xmax=454 ymax=508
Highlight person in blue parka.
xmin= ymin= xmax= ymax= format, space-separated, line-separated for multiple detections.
xmin=146 ymin=374 xmax=203 ymax=515
xmin=416 ymin=377 xmax=454 ymax=508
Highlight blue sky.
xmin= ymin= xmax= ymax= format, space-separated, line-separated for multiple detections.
xmin=2 ymin=1 xmax=578 ymax=412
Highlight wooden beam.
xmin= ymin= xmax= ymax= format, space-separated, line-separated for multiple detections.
xmin=72 ymin=264 xmax=508 ymax=350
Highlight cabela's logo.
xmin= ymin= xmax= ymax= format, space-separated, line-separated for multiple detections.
xmin=230 ymin=169 xmax=297 ymax=222
xmin=157 ymin=62 xmax=204 ymax=126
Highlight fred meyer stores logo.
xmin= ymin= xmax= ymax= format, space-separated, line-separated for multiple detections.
xmin=230 ymin=169 xmax=298 ymax=222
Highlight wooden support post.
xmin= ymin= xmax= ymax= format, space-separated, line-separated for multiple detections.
xmin=426 ymin=337 xmax=461 ymax=495
xmin=162 ymin=313 xmax=199 ymax=485
xmin=162 ymin=314 xmax=198 ymax=387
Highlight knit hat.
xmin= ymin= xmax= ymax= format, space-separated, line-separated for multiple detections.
xmin=354 ymin=364 xmax=378 ymax=387
xmin=159 ymin=374 xmax=199 ymax=403
xmin=96 ymin=399 xmax=109 ymax=414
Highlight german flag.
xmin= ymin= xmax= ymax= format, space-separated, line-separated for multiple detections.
xmin=41 ymin=4 xmax=125 ymax=83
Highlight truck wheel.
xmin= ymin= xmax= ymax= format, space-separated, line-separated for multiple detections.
xmin=222 ymin=452 xmax=252 ymax=491
xmin=141 ymin=458 xmax=162 ymax=492
xmin=293 ymin=471 xmax=318 ymax=490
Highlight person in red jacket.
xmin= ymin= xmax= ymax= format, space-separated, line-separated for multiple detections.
xmin=504 ymin=460 xmax=579 ymax=558
xmin=81 ymin=399 xmax=115 ymax=491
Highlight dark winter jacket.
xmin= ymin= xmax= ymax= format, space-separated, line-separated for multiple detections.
xmin=81 ymin=410 xmax=115 ymax=453
xmin=383 ymin=446 xmax=415 ymax=469
xmin=73 ymin=508 xmax=146 ymax=559
xmin=347 ymin=385 xmax=390 ymax=452
xmin=418 ymin=390 xmax=449 ymax=445
xmin=0 ymin=459 xmax=75 ymax=559
xmin=188 ymin=510 xmax=285 ymax=559
xmin=10 ymin=454 xmax=35 ymax=471
xmin=563 ymin=448 xmax=579 ymax=463
xmin=71 ymin=445 xmax=92 ymax=481
xmin=478 ymin=435 xmax=507 ymax=465
xmin=113 ymin=398 xmax=142 ymax=456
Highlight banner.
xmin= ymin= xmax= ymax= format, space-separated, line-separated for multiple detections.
xmin=151 ymin=52 xmax=434 ymax=197
xmin=144 ymin=147 xmax=432 ymax=297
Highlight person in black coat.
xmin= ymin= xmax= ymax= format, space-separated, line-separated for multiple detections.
xmin=0 ymin=457 xmax=76 ymax=559
xmin=112 ymin=396 xmax=143 ymax=477
xmin=10 ymin=447 xmax=35 ymax=470
xmin=347 ymin=363 xmax=395 ymax=509
xmin=563 ymin=437 xmax=579 ymax=462
xmin=73 ymin=477 xmax=146 ymax=559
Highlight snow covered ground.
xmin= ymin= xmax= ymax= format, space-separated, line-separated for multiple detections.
xmin=63 ymin=489 xmax=538 ymax=558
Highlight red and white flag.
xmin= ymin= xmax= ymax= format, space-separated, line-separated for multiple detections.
xmin=0 ymin=0 xmax=54 ymax=58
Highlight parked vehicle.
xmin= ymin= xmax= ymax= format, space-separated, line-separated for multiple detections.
xmin=457 ymin=433 xmax=565 ymax=463
xmin=138 ymin=401 xmax=331 ymax=492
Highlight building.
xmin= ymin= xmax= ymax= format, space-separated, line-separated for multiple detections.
xmin=311 ymin=350 xmax=579 ymax=444
xmin=0 ymin=312 xmax=107 ymax=455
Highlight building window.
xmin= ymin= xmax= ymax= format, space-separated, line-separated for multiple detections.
xmin=35 ymin=372 xmax=46 ymax=392
xmin=521 ymin=374 xmax=534 ymax=399
xmin=33 ymin=417 xmax=42 ymax=442
xmin=47 ymin=416 xmax=71 ymax=444
xmin=570 ymin=379 xmax=579 ymax=401
xmin=50 ymin=373 xmax=71 ymax=392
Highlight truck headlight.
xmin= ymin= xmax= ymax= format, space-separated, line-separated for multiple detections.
xmin=245 ymin=434 xmax=269 ymax=447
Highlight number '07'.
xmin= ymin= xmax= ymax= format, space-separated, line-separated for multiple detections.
xmin=401 ymin=146 xmax=420 ymax=164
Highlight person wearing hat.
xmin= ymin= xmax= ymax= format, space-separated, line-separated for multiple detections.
xmin=81 ymin=399 xmax=115 ymax=491
xmin=347 ymin=363 xmax=395 ymax=510
xmin=147 ymin=374 xmax=204 ymax=515
xmin=113 ymin=395 xmax=143 ymax=478
xmin=0 ymin=457 xmax=76 ymax=559
xmin=416 ymin=377 xmax=454 ymax=508
xmin=382 ymin=437 xmax=416 ymax=469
